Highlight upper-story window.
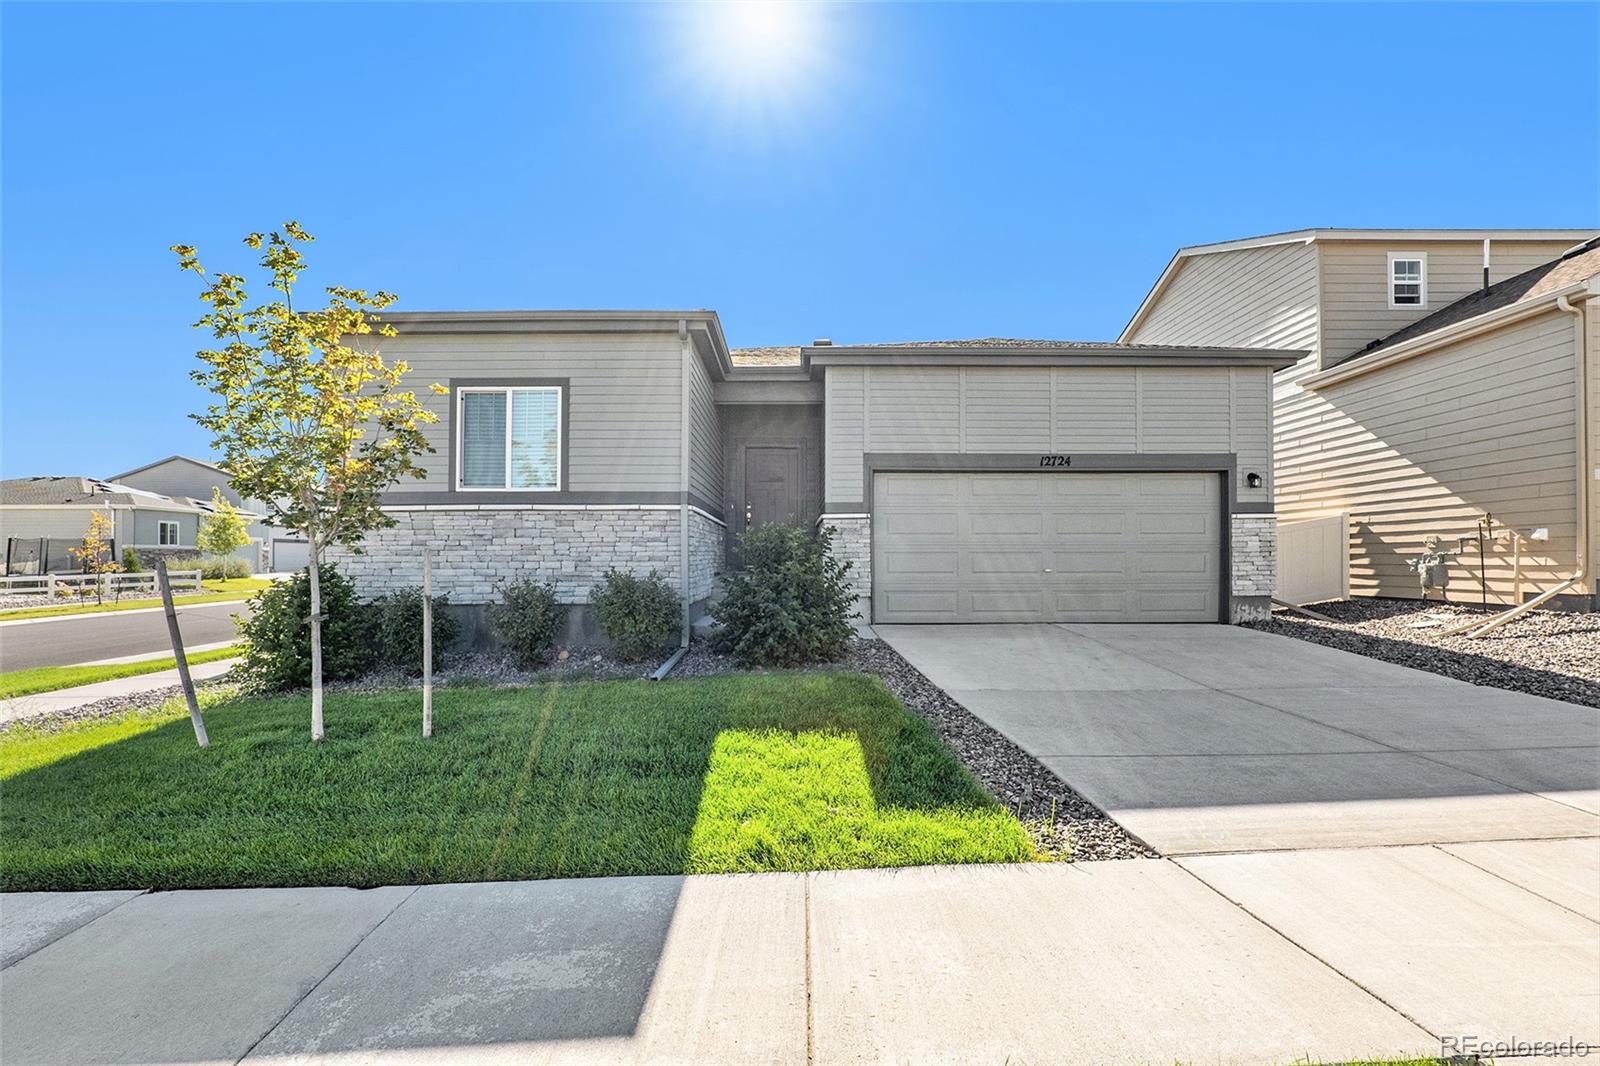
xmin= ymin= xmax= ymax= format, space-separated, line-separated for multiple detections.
xmin=158 ymin=520 xmax=180 ymax=546
xmin=458 ymin=386 xmax=562 ymax=491
xmin=1388 ymin=253 xmax=1426 ymax=308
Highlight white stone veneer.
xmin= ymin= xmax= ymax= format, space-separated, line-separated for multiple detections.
xmin=1230 ymin=513 xmax=1277 ymax=622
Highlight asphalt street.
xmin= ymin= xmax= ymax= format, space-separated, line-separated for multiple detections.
xmin=0 ymin=602 xmax=251 ymax=672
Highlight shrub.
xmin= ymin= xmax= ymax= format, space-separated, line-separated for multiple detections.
xmin=487 ymin=578 xmax=567 ymax=666
xmin=235 ymin=565 xmax=375 ymax=691
xmin=711 ymin=523 xmax=856 ymax=667
xmin=166 ymin=554 xmax=251 ymax=581
xmin=591 ymin=568 xmax=681 ymax=661
xmin=121 ymin=548 xmax=143 ymax=574
xmin=373 ymin=587 xmax=462 ymax=675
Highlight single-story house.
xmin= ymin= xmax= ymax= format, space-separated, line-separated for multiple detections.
xmin=0 ymin=476 xmax=265 ymax=574
xmin=1121 ymin=228 xmax=1598 ymax=610
xmin=327 ymin=312 xmax=1298 ymax=630
xmin=110 ymin=455 xmax=298 ymax=572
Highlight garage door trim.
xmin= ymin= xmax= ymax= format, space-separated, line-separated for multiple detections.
xmin=862 ymin=452 xmax=1243 ymax=625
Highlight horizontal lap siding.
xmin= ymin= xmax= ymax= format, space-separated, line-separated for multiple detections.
xmin=1130 ymin=242 xmax=1320 ymax=352
xmin=379 ymin=332 xmax=683 ymax=494
xmin=1319 ymin=240 xmax=1577 ymax=364
xmin=823 ymin=364 xmax=1272 ymax=506
xmin=1276 ymin=311 xmax=1583 ymax=602
xmin=687 ymin=347 xmax=722 ymax=507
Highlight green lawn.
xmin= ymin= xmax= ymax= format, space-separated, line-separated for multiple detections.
xmin=0 ymin=673 xmax=1037 ymax=890
xmin=0 ymin=645 xmax=242 ymax=699
xmin=0 ymin=578 xmax=271 ymax=620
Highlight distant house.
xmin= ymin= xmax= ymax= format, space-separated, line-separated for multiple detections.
xmin=0 ymin=476 xmax=264 ymax=574
xmin=1122 ymin=228 xmax=1598 ymax=610
xmin=110 ymin=455 xmax=301 ymax=571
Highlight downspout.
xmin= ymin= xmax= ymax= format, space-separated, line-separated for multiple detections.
xmin=1450 ymin=292 xmax=1589 ymax=636
xmin=678 ymin=319 xmax=692 ymax=650
xmin=652 ymin=319 xmax=695 ymax=680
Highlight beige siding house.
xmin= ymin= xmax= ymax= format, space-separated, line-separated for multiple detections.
xmin=1123 ymin=229 xmax=1598 ymax=609
xmin=110 ymin=455 xmax=282 ymax=571
xmin=321 ymin=314 xmax=1297 ymax=633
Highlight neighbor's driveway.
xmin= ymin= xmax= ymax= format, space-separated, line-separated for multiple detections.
xmin=876 ymin=623 xmax=1600 ymax=854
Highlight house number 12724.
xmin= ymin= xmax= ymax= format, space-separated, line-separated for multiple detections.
xmin=1038 ymin=454 xmax=1072 ymax=467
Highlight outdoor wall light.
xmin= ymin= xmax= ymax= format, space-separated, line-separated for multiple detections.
xmin=1245 ymin=472 xmax=1263 ymax=488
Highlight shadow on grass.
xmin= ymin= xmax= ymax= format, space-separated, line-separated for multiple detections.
xmin=1 ymin=672 xmax=1035 ymax=1057
xmin=0 ymin=672 xmax=1031 ymax=894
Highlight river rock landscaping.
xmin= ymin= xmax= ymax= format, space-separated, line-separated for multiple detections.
xmin=1251 ymin=597 xmax=1600 ymax=708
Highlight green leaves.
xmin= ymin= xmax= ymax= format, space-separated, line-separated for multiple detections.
xmin=173 ymin=222 xmax=443 ymax=554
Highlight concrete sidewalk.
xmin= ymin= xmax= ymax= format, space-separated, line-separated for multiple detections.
xmin=0 ymin=658 xmax=237 ymax=724
xmin=6 ymin=855 xmax=1593 ymax=1065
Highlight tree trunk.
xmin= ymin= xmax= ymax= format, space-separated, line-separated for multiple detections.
xmin=422 ymin=550 xmax=433 ymax=738
xmin=308 ymin=553 xmax=325 ymax=742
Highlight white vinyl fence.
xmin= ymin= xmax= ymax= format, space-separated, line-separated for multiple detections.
xmin=0 ymin=569 xmax=203 ymax=600
xmin=1275 ymin=513 xmax=1349 ymax=606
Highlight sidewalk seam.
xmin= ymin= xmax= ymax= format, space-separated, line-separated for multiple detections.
xmin=0 ymin=889 xmax=149 ymax=971
xmin=803 ymin=871 xmax=815 ymax=1066
xmin=1429 ymin=842 xmax=1600 ymax=925
xmin=1168 ymin=858 xmax=1442 ymax=1044
xmin=231 ymin=885 xmax=420 ymax=1065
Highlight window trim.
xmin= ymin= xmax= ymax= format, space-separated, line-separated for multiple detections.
xmin=1387 ymin=251 xmax=1427 ymax=309
xmin=157 ymin=520 xmax=180 ymax=546
xmin=454 ymin=384 xmax=565 ymax=492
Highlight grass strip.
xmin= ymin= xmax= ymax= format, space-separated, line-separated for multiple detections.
xmin=0 ymin=645 xmax=242 ymax=699
xmin=0 ymin=672 xmax=1038 ymax=890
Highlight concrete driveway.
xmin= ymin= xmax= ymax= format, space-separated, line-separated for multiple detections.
xmin=876 ymin=623 xmax=1600 ymax=854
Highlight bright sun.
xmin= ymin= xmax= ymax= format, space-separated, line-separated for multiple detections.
xmin=665 ymin=1 xmax=840 ymax=139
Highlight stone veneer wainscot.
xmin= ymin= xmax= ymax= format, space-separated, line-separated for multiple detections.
xmin=328 ymin=505 xmax=725 ymax=607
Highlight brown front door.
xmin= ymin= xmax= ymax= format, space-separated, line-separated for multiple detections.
xmin=744 ymin=446 xmax=802 ymax=531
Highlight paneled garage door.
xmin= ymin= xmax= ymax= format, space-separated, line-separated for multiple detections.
xmin=873 ymin=472 xmax=1221 ymax=623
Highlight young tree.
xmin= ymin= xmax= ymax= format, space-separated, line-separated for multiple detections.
xmin=196 ymin=488 xmax=249 ymax=564
xmin=70 ymin=510 xmax=120 ymax=605
xmin=173 ymin=222 xmax=441 ymax=741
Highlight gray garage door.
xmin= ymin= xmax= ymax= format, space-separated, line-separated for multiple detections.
xmin=271 ymin=539 xmax=310 ymax=572
xmin=873 ymin=472 xmax=1221 ymax=623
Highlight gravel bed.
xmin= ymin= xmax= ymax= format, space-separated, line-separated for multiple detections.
xmin=1249 ymin=598 xmax=1600 ymax=708
xmin=0 ymin=587 xmax=223 ymax=611
xmin=846 ymin=640 xmax=1153 ymax=862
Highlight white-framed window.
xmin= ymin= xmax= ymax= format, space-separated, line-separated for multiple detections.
xmin=457 ymin=386 xmax=563 ymax=491
xmin=1388 ymin=253 xmax=1426 ymax=308
xmin=158 ymin=520 xmax=180 ymax=546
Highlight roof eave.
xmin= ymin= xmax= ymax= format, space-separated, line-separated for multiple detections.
xmin=1302 ymin=283 xmax=1593 ymax=389
xmin=807 ymin=345 xmax=1304 ymax=369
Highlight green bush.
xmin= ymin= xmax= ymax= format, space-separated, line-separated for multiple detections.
xmin=120 ymin=548 xmax=143 ymax=573
xmin=487 ymin=578 xmax=567 ymax=666
xmin=235 ymin=565 xmax=375 ymax=691
xmin=166 ymin=554 xmax=252 ymax=581
xmin=711 ymin=523 xmax=856 ymax=667
xmin=374 ymin=587 xmax=462 ymax=675
xmin=591 ymin=568 xmax=681 ymax=661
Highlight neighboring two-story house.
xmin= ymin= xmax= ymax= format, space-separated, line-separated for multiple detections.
xmin=326 ymin=312 xmax=1298 ymax=636
xmin=1122 ymin=229 xmax=1598 ymax=610
xmin=111 ymin=454 xmax=292 ymax=571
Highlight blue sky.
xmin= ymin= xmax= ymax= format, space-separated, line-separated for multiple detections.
xmin=3 ymin=1 xmax=1596 ymax=477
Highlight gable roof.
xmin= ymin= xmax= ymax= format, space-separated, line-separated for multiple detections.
xmin=108 ymin=454 xmax=228 ymax=482
xmin=1341 ymin=237 xmax=1600 ymax=363
xmin=0 ymin=476 xmax=204 ymax=510
xmin=1119 ymin=227 xmax=1598 ymax=343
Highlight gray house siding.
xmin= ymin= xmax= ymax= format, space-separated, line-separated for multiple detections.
xmin=1129 ymin=242 xmax=1320 ymax=353
xmin=821 ymin=361 xmax=1279 ymax=623
xmin=823 ymin=364 xmax=1273 ymax=508
xmin=377 ymin=331 xmax=685 ymax=501
xmin=1318 ymin=239 xmax=1578 ymax=366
